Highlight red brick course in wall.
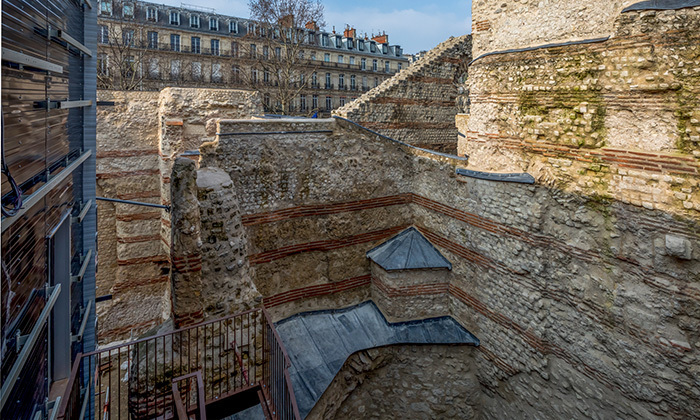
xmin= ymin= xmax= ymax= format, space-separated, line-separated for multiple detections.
xmin=466 ymin=131 xmax=699 ymax=175
xmin=263 ymin=275 xmax=371 ymax=308
xmin=248 ymin=225 xmax=409 ymax=265
xmin=370 ymin=97 xmax=455 ymax=107
xmin=96 ymin=168 xmax=160 ymax=179
xmin=112 ymin=275 xmax=169 ymax=293
xmin=171 ymin=254 xmax=203 ymax=274
xmin=359 ymin=121 xmax=456 ymax=130
xmin=96 ymin=149 xmax=159 ymax=158
xmin=116 ymin=211 xmax=162 ymax=222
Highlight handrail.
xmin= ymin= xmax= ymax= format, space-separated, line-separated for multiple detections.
xmin=56 ymin=352 xmax=82 ymax=419
xmin=82 ymin=307 xmax=259 ymax=357
xmin=172 ymin=372 xmax=206 ymax=420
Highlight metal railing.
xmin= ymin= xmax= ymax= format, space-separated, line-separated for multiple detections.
xmin=57 ymin=308 xmax=300 ymax=420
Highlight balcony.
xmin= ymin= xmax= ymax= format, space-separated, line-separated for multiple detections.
xmin=57 ymin=308 xmax=300 ymax=420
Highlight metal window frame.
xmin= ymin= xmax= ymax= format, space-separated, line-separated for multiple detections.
xmin=0 ymin=284 xmax=62 ymax=410
xmin=1 ymin=150 xmax=92 ymax=233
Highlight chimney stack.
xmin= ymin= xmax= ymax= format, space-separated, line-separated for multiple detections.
xmin=343 ymin=26 xmax=356 ymax=39
xmin=305 ymin=20 xmax=319 ymax=31
xmin=372 ymin=31 xmax=388 ymax=44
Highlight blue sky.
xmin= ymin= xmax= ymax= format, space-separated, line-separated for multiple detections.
xmin=163 ymin=0 xmax=472 ymax=54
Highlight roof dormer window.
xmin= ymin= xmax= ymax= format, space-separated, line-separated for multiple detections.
xmin=122 ymin=2 xmax=133 ymax=18
xmin=170 ymin=11 xmax=180 ymax=25
xmin=335 ymin=37 xmax=342 ymax=48
xmin=382 ymin=44 xmax=388 ymax=54
xmin=190 ymin=15 xmax=200 ymax=28
xmin=210 ymin=18 xmax=218 ymax=31
xmin=229 ymin=20 xmax=238 ymax=33
xmin=358 ymin=39 xmax=365 ymax=51
xmin=146 ymin=7 xmax=157 ymax=21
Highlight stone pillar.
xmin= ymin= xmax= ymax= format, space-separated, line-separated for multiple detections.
xmin=197 ymin=167 xmax=261 ymax=317
xmin=170 ymin=158 xmax=204 ymax=327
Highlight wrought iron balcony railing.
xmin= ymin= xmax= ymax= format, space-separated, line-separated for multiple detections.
xmin=57 ymin=308 xmax=299 ymax=420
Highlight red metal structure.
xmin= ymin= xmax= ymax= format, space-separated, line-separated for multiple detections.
xmin=57 ymin=308 xmax=300 ymax=420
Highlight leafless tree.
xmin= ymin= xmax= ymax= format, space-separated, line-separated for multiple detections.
xmin=97 ymin=0 xmax=151 ymax=90
xmin=242 ymin=0 xmax=325 ymax=113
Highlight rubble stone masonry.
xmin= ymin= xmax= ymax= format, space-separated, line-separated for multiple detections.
xmin=334 ymin=35 xmax=472 ymax=154
xmin=96 ymin=87 xmax=261 ymax=342
xmin=463 ymin=6 xmax=700 ymax=219
xmin=198 ymin=116 xmax=698 ymax=418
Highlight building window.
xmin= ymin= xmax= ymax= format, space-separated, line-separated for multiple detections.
xmin=232 ymin=65 xmax=241 ymax=82
xmin=248 ymin=22 xmax=256 ymax=35
xmin=337 ymin=55 xmax=343 ymax=64
xmin=190 ymin=14 xmax=200 ymax=28
xmin=374 ymin=77 xmax=379 ymax=87
xmin=370 ymin=42 xmax=376 ymax=53
xmin=310 ymin=52 xmax=316 ymax=61
xmin=250 ymin=44 xmax=256 ymax=58
xmin=122 ymin=28 xmax=134 ymax=46
xmin=312 ymin=72 xmax=318 ymax=87
xmin=229 ymin=20 xmax=238 ymax=33
xmin=372 ymin=59 xmax=377 ymax=71
xmin=263 ymin=70 xmax=270 ymax=83
xmin=349 ymin=56 xmax=355 ymax=65
xmin=324 ymin=53 xmax=330 ymax=62
xmin=97 ymin=53 xmax=108 ymax=75
xmin=171 ymin=34 xmax=180 ymax=52
xmin=321 ymin=34 xmax=329 ymax=47
xmin=251 ymin=68 xmax=258 ymax=83
xmin=275 ymin=47 xmax=281 ymax=59
xmin=148 ymin=57 xmax=159 ymax=78
xmin=263 ymin=46 xmax=269 ymax=59
xmin=350 ymin=74 xmax=356 ymax=90
xmin=171 ymin=59 xmax=181 ymax=79
xmin=347 ymin=39 xmax=354 ymax=49
xmin=147 ymin=31 xmax=158 ymax=49
xmin=361 ymin=58 xmax=366 ymax=70
xmin=99 ymin=0 xmax=112 ymax=15
xmin=99 ymin=25 xmax=109 ymax=44
xmin=325 ymin=72 xmax=331 ymax=89
xmin=395 ymin=47 xmax=401 ymax=57
xmin=231 ymin=41 xmax=239 ymax=57
xmin=211 ymin=39 xmax=220 ymax=55
xmin=312 ymin=94 xmax=318 ymax=109
xmin=210 ymin=18 xmax=219 ymax=31
xmin=335 ymin=37 xmax=341 ymax=48
xmin=300 ymin=95 xmax=306 ymax=110
xmin=191 ymin=37 xmax=201 ymax=54
xmin=212 ymin=63 xmax=222 ymax=82
xmin=338 ymin=74 xmax=345 ymax=89
xmin=340 ymin=97 xmax=346 ymax=106
xmin=325 ymin=96 xmax=332 ymax=110
xmin=170 ymin=11 xmax=180 ymax=25
xmin=122 ymin=2 xmax=133 ymax=17
xmin=382 ymin=44 xmax=388 ymax=54
xmin=192 ymin=62 xmax=202 ymax=80
xmin=362 ymin=76 xmax=367 ymax=89
xmin=385 ymin=61 xmax=390 ymax=72
xmin=358 ymin=39 xmax=365 ymax=51
xmin=398 ymin=63 xmax=402 ymax=71
xmin=146 ymin=7 xmax=157 ymax=21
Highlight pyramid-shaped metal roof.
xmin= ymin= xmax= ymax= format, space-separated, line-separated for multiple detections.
xmin=366 ymin=227 xmax=452 ymax=271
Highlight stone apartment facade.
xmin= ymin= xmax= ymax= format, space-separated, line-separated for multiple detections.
xmin=96 ymin=0 xmax=409 ymax=114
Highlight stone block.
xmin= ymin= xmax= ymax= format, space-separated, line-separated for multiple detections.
xmin=665 ymin=234 xmax=692 ymax=260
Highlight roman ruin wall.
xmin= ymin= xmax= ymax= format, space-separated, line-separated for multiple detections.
xmin=334 ymin=35 xmax=472 ymax=154
xmin=96 ymin=87 xmax=262 ymax=342
xmin=309 ymin=345 xmax=481 ymax=420
xmin=194 ymin=115 xmax=698 ymax=418
xmin=471 ymin=0 xmax=639 ymax=57
xmin=463 ymin=6 xmax=700 ymax=219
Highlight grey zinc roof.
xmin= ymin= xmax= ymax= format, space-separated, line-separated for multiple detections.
xmin=275 ymin=301 xmax=479 ymax=418
xmin=366 ymin=227 xmax=452 ymax=271
xmin=623 ymin=0 xmax=700 ymax=12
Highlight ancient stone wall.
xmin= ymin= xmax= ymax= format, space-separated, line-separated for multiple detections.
xmin=309 ymin=345 xmax=481 ymax=419
xmin=471 ymin=0 xmax=637 ymax=57
xmin=198 ymin=117 xmax=699 ymax=418
xmin=96 ymin=87 xmax=262 ymax=342
xmin=463 ymin=6 xmax=700 ymax=218
xmin=334 ymin=35 xmax=471 ymax=154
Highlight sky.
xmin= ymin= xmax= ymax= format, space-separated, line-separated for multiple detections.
xmin=162 ymin=0 xmax=472 ymax=54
